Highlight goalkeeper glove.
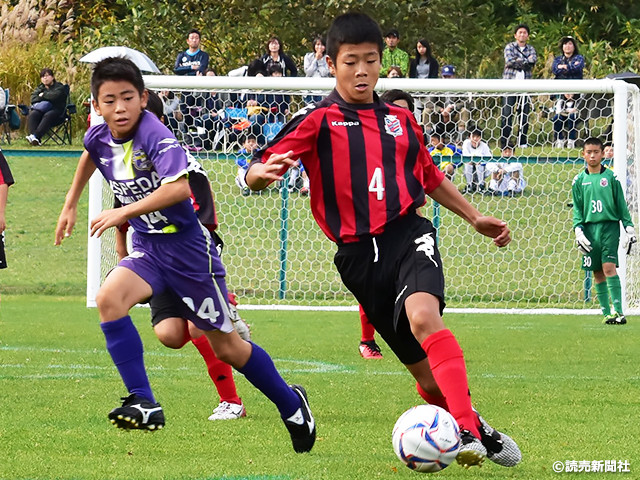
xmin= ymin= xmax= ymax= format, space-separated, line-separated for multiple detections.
xmin=623 ymin=226 xmax=637 ymax=254
xmin=575 ymin=227 xmax=592 ymax=254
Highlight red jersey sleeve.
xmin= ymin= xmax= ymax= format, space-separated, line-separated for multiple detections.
xmin=250 ymin=108 xmax=320 ymax=177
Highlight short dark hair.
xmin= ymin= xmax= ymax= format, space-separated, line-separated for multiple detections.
xmin=326 ymin=12 xmax=383 ymax=62
xmin=267 ymin=62 xmax=283 ymax=76
xmin=471 ymin=129 xmax=483 ymax=137
xmin=188 ymin=29 xmax=201 ymax=38
xmin=91 ymin=57 xmax=145 ymax=99
xmin=559 ymin=36 xmax=579 ymax=55
xmin=380 ymin=89 xmax=414 ymax=112
xmin=583 ymin=137 xmax=604 ymax=150
xmin=145 ymin=89 xmax=164 ymax=121
xmin=514 ymin=23 xmax=530 ymax=34
xmin=40 ymin=68 xmax=54 ymax=78
xmin=247 ymin=59 xmax=267 ymax=77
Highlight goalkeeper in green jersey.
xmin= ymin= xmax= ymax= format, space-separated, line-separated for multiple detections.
xmin=572 ymin=137 xmax=636 ymax=324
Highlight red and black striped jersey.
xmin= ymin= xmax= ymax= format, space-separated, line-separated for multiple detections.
xmin=0 ymin=150 xmax=14 ymax=187
xmin=251 ymin=90 xmax=444 ymax=243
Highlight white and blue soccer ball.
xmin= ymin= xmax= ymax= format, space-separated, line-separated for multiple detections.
xmin=392 ymin=404 xmax=461 ymax=473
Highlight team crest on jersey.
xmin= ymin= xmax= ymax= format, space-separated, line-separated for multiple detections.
xmin=132 ymin=150 xmax=152 ymax=171
xmin=384 ymin=115 xmax=403 ymax=137
xmin=600 ymin=178 xmax=608 ymax=187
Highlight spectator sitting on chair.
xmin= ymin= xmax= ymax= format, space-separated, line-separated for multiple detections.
xmin=26 ymin=68 xmax=67 ymax=146
xmin=428 ymin=130 xmax=460 ymax=181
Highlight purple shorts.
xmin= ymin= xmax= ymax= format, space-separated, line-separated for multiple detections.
xmin=118 ymin=223 xmax=233 ymax=333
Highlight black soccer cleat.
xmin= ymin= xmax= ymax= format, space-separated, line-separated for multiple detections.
xmin=282 ymin=384 xmax=316 ymax=453
xmin=604 ymin=313 xmax=627 ymax=325
xmin=108 ymin=393 xmax=165 ymax=431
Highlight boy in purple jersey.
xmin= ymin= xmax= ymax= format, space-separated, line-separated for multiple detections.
xmin=54 ymin=57 xmax=315 ymax=453
xmin=247 ymin=13 xmax=520 ymax=468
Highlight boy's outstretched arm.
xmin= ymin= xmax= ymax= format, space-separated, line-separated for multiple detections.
xmin=428 ymin=177 xmax=511 ymax=247
xmin=89 ymin=176 xmax=191 ymax=238
xmin=246 ymin=150 xmax=297 ymax=191
xmin=55 ymin=150 xmax=96 ymax=245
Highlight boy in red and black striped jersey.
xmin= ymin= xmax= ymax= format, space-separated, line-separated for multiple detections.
xmin=247 ymin=13 xmax=521 ymax=469
xmin=0 ymin=149 xmax=14 ymax=272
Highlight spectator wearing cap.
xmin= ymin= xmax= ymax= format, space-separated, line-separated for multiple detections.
xmin=428 ymin=65 xmax=471 ymax=144
xmin=551 ymin=36 xmax=585 ymax=80
xmin=500 ymin=23 xmax=537 ymax=148
xmin=381 ymin=29 xmax=410 ymax=78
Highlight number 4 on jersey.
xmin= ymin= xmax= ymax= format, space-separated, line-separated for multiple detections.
xmin=369 ymin=167 xmax=385 ymax=201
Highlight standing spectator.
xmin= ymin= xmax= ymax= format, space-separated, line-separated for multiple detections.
xmin=0 ymin=149 xmax=14 ymax=272
xmin=551 ymin=36 xmax=585 ymax=80
xmin=260 ymin=36 xmax=298 ymax=77
xmin=304 ymin=36 xmax=330 ymax=79
xmin=304 ymin=36 xmax=331 ymax=104
xmin=409 ymin=39 xmax=439 ymax=124
xmin=380 ymin=29 xmax=410 ymax=78
xmin=499 ymin=24 xmax=537 ymax=149
xmin=25 ymin=68 xmax=67 ymax=146
xmin=409 ymin=39 xmax=439 ymax=79
xmin=174 ymin=29 xmax=209 ymax=76
xmin=552 ymin=93 xmax=579 ymax=149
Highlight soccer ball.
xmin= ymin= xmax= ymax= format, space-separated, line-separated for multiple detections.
xmin=392 ymin=405 xmax=461 ymax=473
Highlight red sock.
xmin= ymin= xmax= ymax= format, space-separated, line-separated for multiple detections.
xmin=191 ymin=335 xmax=241 ymax=405
xmin=422 ymin=329 xmax=480 ymax=437
xmin=359 ymin=305 xmax=376 ymax=342
xmin=416 ymin=382 xmax=449 ymax=411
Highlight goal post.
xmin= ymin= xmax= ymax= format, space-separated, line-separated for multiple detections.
xmin=86 ymin=75 xmax=640 ymax=313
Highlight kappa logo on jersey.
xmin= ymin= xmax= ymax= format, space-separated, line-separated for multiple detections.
xmin=384 ymin=115 xmax=403 ymax=137
xmin=132 ymin=150 xmax=152 ymax=171
xmin=331 ymin=120 xmax=360 ymax=127
xmin=99 ymin=157 xmax=110 ymax=166
xmin=415 ymin=232 xmax=438 ymax=267
xmin=600 ymin=178 xmax=608 ymax=187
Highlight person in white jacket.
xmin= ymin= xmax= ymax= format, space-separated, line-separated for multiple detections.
xmin=303 ymin=36 xmax=330 ymax=104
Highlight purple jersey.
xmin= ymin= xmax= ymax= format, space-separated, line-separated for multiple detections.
xmin=84 ymin=110 xmax=199 ymax=235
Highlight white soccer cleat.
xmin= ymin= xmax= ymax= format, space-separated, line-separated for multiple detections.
xmin=208 ymin=401 xmax=246 ymax=420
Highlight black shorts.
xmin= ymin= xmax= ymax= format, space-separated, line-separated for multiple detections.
xmin=150 ymin=229 xmax=224 ymax=326
xmin=334 ymin=213 xmax=445 ymax=365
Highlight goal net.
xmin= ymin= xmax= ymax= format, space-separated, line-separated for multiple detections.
xmin=87 ymin=75 xmax=640 ymax=313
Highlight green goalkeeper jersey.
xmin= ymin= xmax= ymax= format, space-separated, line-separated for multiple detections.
xmin=572 ymin=166 xmax=633 ymax=229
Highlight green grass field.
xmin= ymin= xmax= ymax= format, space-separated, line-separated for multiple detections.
xmin=1 ymin=152 xmax=637 ymax=479
xmin=1 ymin=296 xmax=638 ymax=479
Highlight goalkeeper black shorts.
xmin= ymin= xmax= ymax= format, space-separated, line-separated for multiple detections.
xmin=333 ymin=213 xmax=445 ymax=365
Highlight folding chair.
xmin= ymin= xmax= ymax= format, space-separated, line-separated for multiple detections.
xmin=0 ymin=89 xmax=18 ymax=145
xmin=40 ymin=85 xmax=76 ymax=146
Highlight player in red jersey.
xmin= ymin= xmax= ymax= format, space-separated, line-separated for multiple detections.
xmin=247 ymin=13 xmax=520 ymax=469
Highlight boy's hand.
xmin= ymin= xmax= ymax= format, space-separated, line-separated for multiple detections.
xmin=246 ymin=150 xmax=297 ymax=190
xmin=54 ymin=206 xmax=77 ymax=245
xmin=473 ymin=216 xmax=511 ymax=247
xmin=575 ymin=227 xmax=592 ymax=254
xmin=624 ymin=226 xmax=637 ymax=254
xmin=90 ymin=208 xmax=129 ymax=238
